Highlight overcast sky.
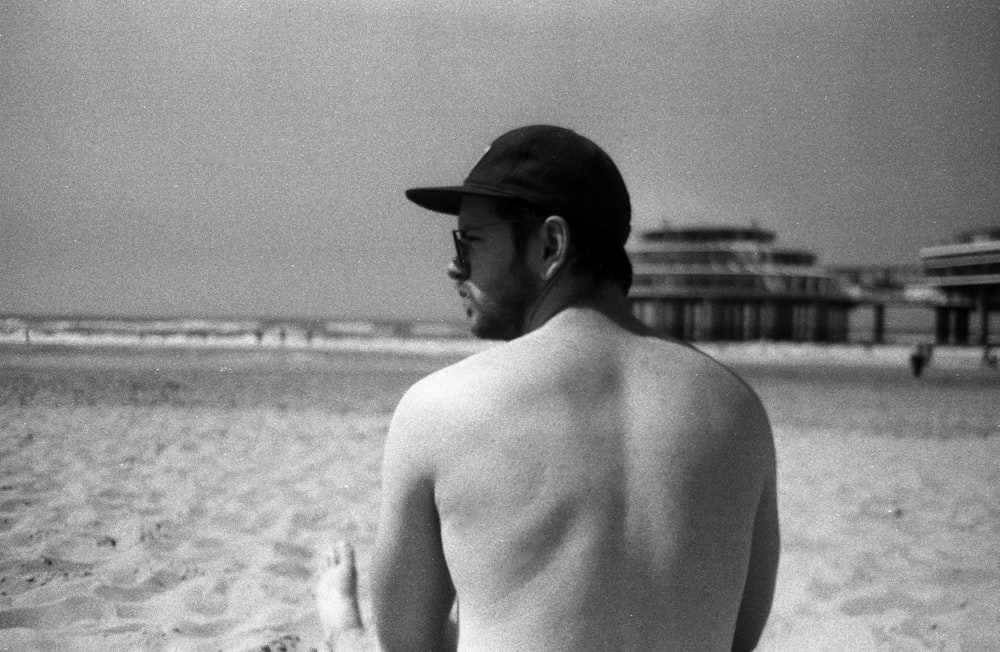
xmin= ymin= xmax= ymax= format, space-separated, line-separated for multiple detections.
xmin=2 ymin=0 xmax=997 ymax=320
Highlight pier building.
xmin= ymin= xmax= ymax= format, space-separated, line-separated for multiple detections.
xmin=628 ymin=225 xmax=855 ymax=342
xmin=920 ymin=226 xmax=1000 ymax=345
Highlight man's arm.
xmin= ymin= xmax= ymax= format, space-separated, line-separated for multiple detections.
xmin=371 ymin=392 xmax=457 ymax=652
xmin=731 ymin=460 xmax=779 ymax=652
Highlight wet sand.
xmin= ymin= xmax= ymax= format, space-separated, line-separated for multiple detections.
xmin=0 ymin=344 xmax=997 ymax=651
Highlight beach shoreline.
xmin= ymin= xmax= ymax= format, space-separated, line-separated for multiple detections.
xmin=2 ymin=337 xmax=993 ymax=371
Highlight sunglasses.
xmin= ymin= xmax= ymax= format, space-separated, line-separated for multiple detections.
xmin=451 ymin=218 xmax=538 ymax=270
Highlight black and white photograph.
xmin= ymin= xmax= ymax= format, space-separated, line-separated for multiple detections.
xmin=2 ymin=1 xmax=998 ymax=650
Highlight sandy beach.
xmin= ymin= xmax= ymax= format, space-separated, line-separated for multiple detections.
xmin=1 ymin=343 xmax=998 ymax=651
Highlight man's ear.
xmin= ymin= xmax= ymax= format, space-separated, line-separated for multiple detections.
xmin=539 ymin=216 xmax=571 ymax=281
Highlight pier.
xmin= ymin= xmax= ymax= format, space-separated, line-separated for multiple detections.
xmin=628 ymin=226 xmax=854 ymax=342
xmin=627 ymin=224 xmax=999 ymax=346
xmin=919 ymin=227 xmax=1000 ymax=346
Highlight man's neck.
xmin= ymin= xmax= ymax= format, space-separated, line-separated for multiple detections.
xmin=522 ymin=277 xmax=642 ymax=336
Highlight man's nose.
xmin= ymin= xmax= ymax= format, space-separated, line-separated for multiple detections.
xmin=447 ymin=257 xmax=468 ymax=281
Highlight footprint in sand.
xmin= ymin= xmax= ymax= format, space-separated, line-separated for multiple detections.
xmin=94 ymin=567 xmax=188 ymax=602
xmin=168 ymin=617 xmax=239 ymax=638
xmin=266 ymin=541 xmax=314 ymax=582
xmin=0 ymin=594 xmax=107 ymax=629
xmin=806 ymin=577 xmax=842 ymax=601
xmin=184 ymin=578 xmax=231 ymax=616
xmin=841 ymin=590 xmax=954 ymax=618
xmin=0 ymin=555 xmax=95 ymax=597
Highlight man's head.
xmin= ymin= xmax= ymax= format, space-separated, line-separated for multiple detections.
xmin=445 ymin=196 xmax=544 ymax=340
xmin=406 ymin=125 xmax=633 ymax=338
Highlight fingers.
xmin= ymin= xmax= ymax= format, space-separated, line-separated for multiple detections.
xmin=335 ymin=540 xmax=356 ymax=568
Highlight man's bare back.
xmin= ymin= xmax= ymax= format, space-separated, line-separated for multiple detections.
xmin=369 ymin=125 xmax=777 ymax=651
xmin=374 ymin=308 xmax=777 ymax=651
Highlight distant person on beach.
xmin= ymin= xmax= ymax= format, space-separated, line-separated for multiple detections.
xmin=982 ymin=345 xmax=998 ymax=369
xmin=910 ymin=343 xmax=928 ymax=377
xmin=910 ymin=342 xmax=935 ymax=377
xmin=322 ymin=125 xmax=779 ymax=651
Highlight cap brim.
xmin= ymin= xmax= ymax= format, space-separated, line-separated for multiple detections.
xmin=405 ymin=185 xmax=520 ymax=216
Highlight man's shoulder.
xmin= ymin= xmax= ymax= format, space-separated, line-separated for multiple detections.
xmin=400 ymin=341 xmax=528 ymax=409
xmin=393 ymin=343 xmax=520 ymax=423
xmin=384 ymin=344 xmax=530 ymax=470
xmin=679 ymin=344 xmax=763 ymax=399
xmin=676 ymin=347 xmax=773 ymax=451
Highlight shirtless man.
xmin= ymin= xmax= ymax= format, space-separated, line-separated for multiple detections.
xmin=364 ymin=125 xmax=778 ymax=651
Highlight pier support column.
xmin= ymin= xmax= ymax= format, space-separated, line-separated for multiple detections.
xmin=760 ymin=303 xmax=777 ymax=341
xmin=978 ymin=292 xmax=990 ymax=346
xmin=872 ymin=304 xmax=886 ymax=344
xmin=935 ymin=307 xmax=951 ymax=344
xmin=835 ymin=307 xmax=850 ymax=343
xmin=683 ymin=302 xmax=697 ymax=340
xmin=706 ymin=301 xmax=724 ymax=340
xmin=775 ymin=303 xmax=793 ymax=341
xmin=667 ymin=302 xmax=685 ymax=339
xmin=813 ymin=303 xmax=829 ymax=343
xmin=744 ymin=302 xmax=761 ymax=340
xmin=954 ymin=308 xmax=970 ymax=345
xmin=792 ymin=305 xmax=803 ymax=342
xmin=730 ymin=302 xmax=744 ymax=341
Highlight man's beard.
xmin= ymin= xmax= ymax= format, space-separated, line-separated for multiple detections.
xmin=460 ymin=263 xmax=540 ymax=341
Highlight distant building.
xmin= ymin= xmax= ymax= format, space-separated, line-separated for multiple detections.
xmin=828 ymin=264 xmax=942 ymax=345
xmin=919 ymin=226 xmax=1000 ymax=345
xmin=628 ymin=225 xmax=855 ymax=342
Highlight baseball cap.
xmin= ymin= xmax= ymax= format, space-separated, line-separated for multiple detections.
xmin=405 ymin=125 xmax=631 ymax=246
